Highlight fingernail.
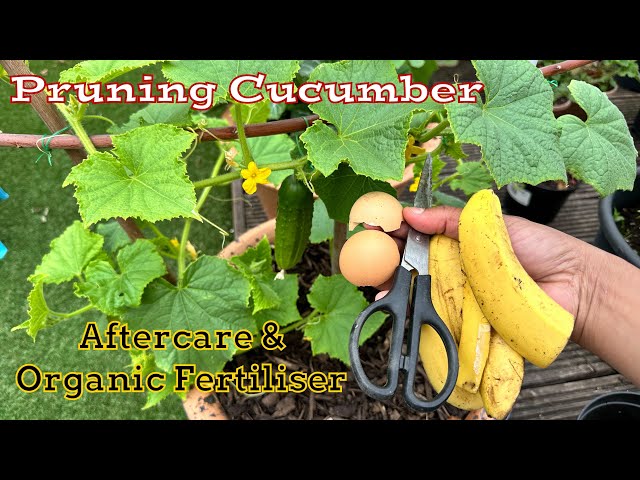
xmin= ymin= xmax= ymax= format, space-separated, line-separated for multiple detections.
xmin=408 ymin=207 xmax=425 ymax=215
xmin=375 ymin=291 xmax=389 ymax=301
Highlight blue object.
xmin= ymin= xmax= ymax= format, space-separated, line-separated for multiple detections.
xmin=1 ymin=187 xmax=8 ymax=259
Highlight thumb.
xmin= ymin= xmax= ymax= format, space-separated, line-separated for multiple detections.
xmin=403 ymin=205 xmax=462 ymax=240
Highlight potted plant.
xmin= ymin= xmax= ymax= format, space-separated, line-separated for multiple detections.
xmin=502 ymin=176 xmax=579 ymax=225
xmin=615 ymin=60 xmax=640 ymax=92
xmin=594 ymin=165 xmax=640 ymax=268
xmin=502 ymin=60 xmax=640 ymax=225
xmin=3 ymin=59 xmax=637 ymax=421
xmin=542 ymin=60 xmax=640 ymax=120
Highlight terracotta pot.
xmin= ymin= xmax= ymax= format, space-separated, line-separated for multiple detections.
xmin=552 ymin=97 xmax=573 ymax=117
xmin=181 ymin=219 xmax=277 ymax=420
xmin=256 ymin=164 xmax=417 ymax=220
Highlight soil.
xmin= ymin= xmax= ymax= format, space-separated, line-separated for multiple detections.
xmin=212 ymin=242 xmax=467 ymax=420
xmin=618 ymin=206 xmax=640 ymax=255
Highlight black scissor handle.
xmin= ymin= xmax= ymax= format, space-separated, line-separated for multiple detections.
xmin=349 ymin=266 xmax=412 ymax=401
xmin=403 ymin=274 xmax=458 ymax=412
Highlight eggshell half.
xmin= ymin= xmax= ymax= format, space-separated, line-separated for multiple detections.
xmin=339 ymin=230 xmax=400 ymax=287
xmin=348 ymin=191 xmax=403 ymax=232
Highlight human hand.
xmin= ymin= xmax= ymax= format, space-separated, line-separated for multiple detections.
xmin=370 ymin=205 xmax=586 ymax=325
xmin=368 ymin=204 xmax=640 ymax=386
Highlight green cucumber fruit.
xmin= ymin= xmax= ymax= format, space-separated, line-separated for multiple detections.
xmin=275 ymin=174 xmax=314 ymax=270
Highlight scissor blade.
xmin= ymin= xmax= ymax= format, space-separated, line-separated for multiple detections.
xmin=413 ymin=153 xmax=433 ymax=210
xmin=401 ymin=227 xmax=430 ymax=275
xmin=401 ymin=154 xmax=433 ymax=274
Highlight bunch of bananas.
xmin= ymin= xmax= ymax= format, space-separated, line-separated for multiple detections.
xmin=420 ymin=189 xmax=575 ymax=419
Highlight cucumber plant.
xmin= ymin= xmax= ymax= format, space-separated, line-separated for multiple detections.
xmin=6 ymin=59 xmax=637 ymax=409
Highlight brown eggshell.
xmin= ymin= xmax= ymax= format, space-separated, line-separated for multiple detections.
xmin=348 ymin=191 xmax=403 ymax=232
xmin=339 ymin=230 xmax=400 ymax=287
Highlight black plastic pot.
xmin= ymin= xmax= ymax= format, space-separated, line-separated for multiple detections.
xmin=615 ymin=61 xmax=640 ymax=92
xmin=594 ymin=166 xmax=640 ymax=268
xmin=577 ymin=391 xmax=640 ymax=420
xmin=502 ymin=181 xmax=578 ymax=225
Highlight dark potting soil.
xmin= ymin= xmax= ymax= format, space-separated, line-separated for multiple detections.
xmin=618 ymin=206 xmax=640 ymax=255
xmin=214 ymin=242 xmax=465 ymax=420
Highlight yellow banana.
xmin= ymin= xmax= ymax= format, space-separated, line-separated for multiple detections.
xmin=480 ymin=331 xmax=524 ymax=420
xmin=428 ymin=235 xmax=464 ymax=343
xmin=420 ymin=324 xmax=484 ymax=411
xmin=458 ymin=189 xmax=574 ymax=368
xmin=456 ymin=280 xmax=491 ymax=393
xmin=420 ymin=234 xmax=482 ymax=410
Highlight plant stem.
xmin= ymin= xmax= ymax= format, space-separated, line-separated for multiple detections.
xmin=177 ymin=150 xmax=226 ymax=286
xmin=433 ymin=171 xmax=460 ymax=190
xmin=251 ymin=316 xmax=311 ymax=349
xmin=145 ymin=222 xmax=168 ymax=240
xmin=193 ymin=157 xmax=308 ymax=189
xmin=417 ymin=119 xmax=449 ymax=144
xmin=331 ymin=221 xmax=347 ymax=275
xmin=410 ymin=111 xmax=440 ymax=137
xmin=83 ymin=114 xmax=116 ymax=127
xmin=232 ymin=103 xmax=254 ymax=165
xmin=196 ymin=151 xmax=226 ymax=211
xmin=177 ymin=222 xmax=193 ymax=287
xmin=55 ymin=103 xmax=97 ymax=155
xmin=406 ymin=152 xmax=428 ymax=166
xmin=57 ymin=303 xmax=95 ymax=318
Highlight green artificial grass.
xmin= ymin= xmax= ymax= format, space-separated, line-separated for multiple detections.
xmin=0 ymin=60 xmax=233 ymax=419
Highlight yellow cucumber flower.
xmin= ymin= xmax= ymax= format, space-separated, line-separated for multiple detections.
xmin=409 ymin=176 xmax=420 ymax=192
xmin=169 ymin=238 xmax=198 ymax=260
xmin=241 ymin=161 xmax=271 ymax=195
xmin=405 ymin=135 xmax=426 ymax=160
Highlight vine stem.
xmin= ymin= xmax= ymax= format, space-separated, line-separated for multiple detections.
xmin=177 ymin=150 xmax=226 ymax=286
xmin=56 ymin=303 xmax=95 ymax=318
xmin=251 ymin=315 xmax=312 ymax=349
xmin=55 ymin=103 xmax=97 ymax=155
xmin=417 ymin=119 xmax=449 ymax=144
xmin=193 ymin=157 xmax=308 ymax=189
xmin=232 ymin=103 xmax=254 ymax=164
xmin=433 ymin=171 xmax=460 ymax=190
xmin=83 ymin=114 xmax=116 ymax=127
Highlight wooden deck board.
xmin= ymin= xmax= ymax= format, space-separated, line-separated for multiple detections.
xmin=511 ymin=374 xmax=637 ymax=420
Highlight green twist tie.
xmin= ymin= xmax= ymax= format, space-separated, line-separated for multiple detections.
xmin=36 ymin=126 xmax=71 ymax=166
xmin=547 ymin=79 xmax=559 ymax=88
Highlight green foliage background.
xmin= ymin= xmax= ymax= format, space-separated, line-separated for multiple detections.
xmin=0 ymin=60 xmax=233 ymax=419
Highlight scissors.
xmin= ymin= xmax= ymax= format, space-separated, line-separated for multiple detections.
xmin=348 ymin=154 xmax=459 ymax=412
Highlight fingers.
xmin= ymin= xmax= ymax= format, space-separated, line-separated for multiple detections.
xmin=363 ymin=222 xmax=410 ymax=241
xmin=403 ymin=205 xmax=463 ymax=240
xmin=363 ymin=207 xmax=463 ymax=296
xmin=374 ymin=290 xmax=389 ymax=301
xmin=363 ymin=223 xmax=406 ymax=256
